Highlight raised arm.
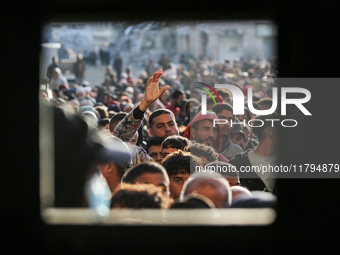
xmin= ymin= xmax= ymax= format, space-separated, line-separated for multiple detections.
xmin=113 ymin=70 xmax=169 ymax=142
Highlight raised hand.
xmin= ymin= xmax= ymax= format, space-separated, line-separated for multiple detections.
xmin=138 ymin=69 xmax=169 ymax=111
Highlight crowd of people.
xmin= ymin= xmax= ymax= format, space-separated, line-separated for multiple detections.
xmin=40 ymin=53 xmax=278 ymax=219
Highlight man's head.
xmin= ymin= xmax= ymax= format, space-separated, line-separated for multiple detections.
xmin=52 ymin=56 xmax=58 ymax=64
xmin=183 ymin=111 xmax=222 ymax=152
xmin=212 ymin=103 xmax=234 ymax=137
xmin=230 ymin=186 xmax=252 ymax=203
xmin=191 ymin=119 xmax=215 ymax=147
xmin=161 ymin=135 xmax=190 ymax=158
xmin=122 ymin=162 xmax=170 ymax=198
xmin=205 ymin=162 xmax=240 ymax=187
xmin=98 ymin=161 xmax=124 ymax=193
xmin=216 ymin=89 xmax=232 ymax=104
xmin=190 ymin=142 xmax=219 ymax=166
xmin=229 ymin=119 xmax=248 ymax=150
xmin=257 ymin=97 xmax=273 ymax=111
xmin=180 ymin=172 xmax=232 ymax=208
xmin=207 ymin=97 xmax=218 ymax=111
xmin=171 ymin=90 xmax=184 ymax=107
xmin=235 ymin=107 xmax=251 ymax=123
xmin=230 ymin=132 xmax=247 ymax=151
xmin=146 ymin=137 xmax=165 ymax=164
xmin=97 ymin=135 xmax=132 ymax=193
xmin=148 ymin=109 xmax=179 ymax=138
xmin=111 ymin=183 xmax=170 ymax=209
xmin=162 ymin=151 xmax=202 ymax=199
xmin=251 ymin=112 xmax=278 ymax=143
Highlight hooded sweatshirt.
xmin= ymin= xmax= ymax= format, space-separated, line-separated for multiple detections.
xmin=183 ymin=111 xmax=228 ymax=162
xmin=49 ymin=68 xmax=69 ymax=89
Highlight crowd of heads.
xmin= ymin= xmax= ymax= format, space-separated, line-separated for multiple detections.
xmin=40 ymin=53 xmax=278 ymax=217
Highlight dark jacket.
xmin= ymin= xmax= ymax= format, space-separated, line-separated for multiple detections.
xmin=229 ymin=149 xmax=267 ymax=192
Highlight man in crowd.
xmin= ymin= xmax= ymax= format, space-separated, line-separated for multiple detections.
xmin=180 ymin=172 xmax=232 ymax=208
xmin=162 ymin=151 xmax=202 ymax=199
xmin=166 ymin=89 xmax=184 ymax=118
xmin=46 ymin=56 xmax=59 ymax=81
xmin=161 ymin=135 xmax=190 ymax=158
xmin=74 ymin=53 xmax=86 ymax=85
xmin=112 ymin=69 xmax=170 ymax=142
xmin=229 ymin=113 xmax=278 ymax=193
xmin=97 ymin=136 xmax=132 ymax=193
xmin=212 ymin=103 xmax=243 ymax=160
xmin=190 ymin=142 xmax=219 ymax=166
xmin=148 ymin=109 xmax=179 ymax=138
xmin=183 ymin=110 xmax=228 ymax=163
xmin=205 ymin=161 xmax=241 ymax=187
xmin=146 ymin=137 xmax=165 ymax=164
xmin=122 ymin=162 xmax=170 ymax=198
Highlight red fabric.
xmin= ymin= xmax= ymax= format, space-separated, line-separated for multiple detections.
xmin=218 ymin=153 xmax=229 ymax=163
xmin=166 ymin=104 xmax=180 ymax=117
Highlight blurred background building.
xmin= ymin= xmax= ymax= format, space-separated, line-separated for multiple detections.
xmin=40 ymin=21 xmax=276 ymax=86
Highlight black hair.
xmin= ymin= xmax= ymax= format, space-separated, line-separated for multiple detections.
xmin=122 ymin=162 xmax=169 ymax=184
xmin=94 ymin=105 xmax=109 ymax=119
xmin=148 ymin=108 xmax=175 ymax=127
xmin=190 ymin=142 xmax=219 ymax=163
xmin=207 ymin=96 xmax=218 ymax=106
xmin=216 ymin=89 xmax=231 ymax=98
xmin=110 ymin=183 xmax=167 ymax=209
xmin=162 ymin=151 xmax=202 ymax=176
xmin=146 ymin=137 xmax=165 ymax=153
xmin=109 ymin=112 xmax=127 ymax=132
xmin=98 ymin=118 xmax=110 ymax=129
xmin=172 ymin=89 xmax=184 ymax=99
xmin=212 ymin=102 xmax=234 ymax=115
xmin=161 ymin=135 xmax=190 ymax=151
xmin=257 ymin=97 xmax=273 ymax=107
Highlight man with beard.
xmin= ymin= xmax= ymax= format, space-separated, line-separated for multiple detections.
xmin=212 ymin=103 xmax=243 ymax=160
xmin=113 ymin=69 xmax=170 ymax=142
xmin=183 ymin=111 xmax=229 ymax=163
xmin=166 ymin=89 xmax=184 ymax=118
xmin=148 ymin=109 xmax=179 ymax=138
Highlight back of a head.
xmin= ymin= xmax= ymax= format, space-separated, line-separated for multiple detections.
xmin=161 ymin=135 xmax=190 ymax=151
xmin=230 ymin=186 xmax=253 ymax=203
xmin=98 ymin=118 xmax=110 ymax=130
xmin=111 ymin=183 xmax=168 ymax=209
xmin=170 ymin=193 xmax=216 ymax=209
xmin=257 ymin=97 xmax=273 ymax=108
xmin=122 ymin=162 xmax=168 ymax=184
xmin=98 ymin=135 xmax=132 ymax=172
xmin=162 ymin=150 xmax=192 ymax=177
xmin=180 ymin=171 xmax=232 ymax=208
xmin=172 ymin=89 xmax=184 ymax=100
xmin=230 ymin=191 xmax=277 ymax=208
xmin=190 ymin=142 xmax=219 ymax=163
xmin=146 ymin=136 xmax=165 ymax=153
